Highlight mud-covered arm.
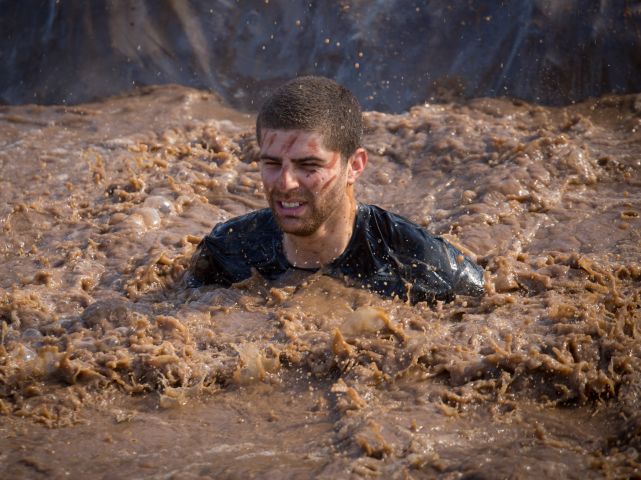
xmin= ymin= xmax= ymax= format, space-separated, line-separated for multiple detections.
xmin=185 ymin=228 xmax=252 ymax=288
xmin=441 ymin=241 xmax=485 ymax=297
xmin=370 ymin=207 xmax=485 ymax=303
xmin=398 ymin=234 xmax=485 ymax=304
xmin=185 ymin=240 xmax=231 ymax=287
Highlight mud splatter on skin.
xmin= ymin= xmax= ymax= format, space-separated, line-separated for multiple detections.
xmin=1 ymin=86 xmax=640 ymax=478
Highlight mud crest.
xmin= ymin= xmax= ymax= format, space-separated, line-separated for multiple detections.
xmin=1 ymin=86 xmax=641 ymax=478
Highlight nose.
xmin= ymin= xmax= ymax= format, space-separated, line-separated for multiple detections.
xmin=277 ymin=163 xmax=299 ymax=191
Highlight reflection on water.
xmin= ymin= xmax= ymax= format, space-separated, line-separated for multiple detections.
xmin=1 ymin=85 xmax=640 ymax=478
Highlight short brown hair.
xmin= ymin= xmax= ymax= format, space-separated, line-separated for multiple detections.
xmin=256 ymin=76 xmax=363 ymax=159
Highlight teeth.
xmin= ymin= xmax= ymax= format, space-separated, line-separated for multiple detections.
xmin=281 ymin=202 xmax=301 ymax=208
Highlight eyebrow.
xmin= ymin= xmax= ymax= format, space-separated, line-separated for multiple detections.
xmin=259 ymin=155 xmax=326 ymax=164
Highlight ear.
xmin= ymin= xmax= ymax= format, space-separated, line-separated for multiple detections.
xmin=346 ymin=148 xmax=368 ymax=184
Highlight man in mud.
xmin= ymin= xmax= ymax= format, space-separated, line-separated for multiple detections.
xmin=189 ymin=76 xmax=484 ymax=303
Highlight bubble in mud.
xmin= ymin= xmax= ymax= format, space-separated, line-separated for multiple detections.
xmin=81 ymin=299 xmax=136 ymax=330
xmin=108 ymin=212 xmax=127 ymax=225
xmin=60 ymin=317 xmax=81 ymax=332
xmin=73 ymin=337 xmax=98 ymax=352
xmin=21 ymin=328 xmax=43 ymax=342
xmin=117 ymin=208 xmax=160 ymax=234
xmin=143 ymin=195 xmax=176 ymax=214
xmin=3 ymin=330 xmax=20 ymax=344
xmin=122 ymin=213 xmax=147 ymax=233
xmin=99 ymin=336 xmax=121 ymax=349
xmin=21 ymin=346 xmax=36 ymax=362
xmin=136 ymin=207 xmax=161 ymax=229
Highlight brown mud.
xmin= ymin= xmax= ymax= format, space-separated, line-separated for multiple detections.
xmin=1 ymin=85 xmax=640 ymax=479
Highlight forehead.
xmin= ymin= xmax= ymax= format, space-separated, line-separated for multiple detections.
xmin=260 ymin=129 xmax=334 ymax=157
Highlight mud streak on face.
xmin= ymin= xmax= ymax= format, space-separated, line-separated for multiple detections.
xmin=319 ymin=174 xmax=337 ymax=193
xmin=325 ymin=152 xmax=340 ymax=170
xmin=307 ymin=138 xmax=319 ymax=151
xmin=283 ymin=133 xmax=300 ymax=154
xmin=264 ymin=131 xmax=277 ymax=150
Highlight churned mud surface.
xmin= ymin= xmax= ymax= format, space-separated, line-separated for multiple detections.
xmin=1 ymin=85 xmax=640 ymax=479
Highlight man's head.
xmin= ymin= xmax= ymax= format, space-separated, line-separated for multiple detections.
xmin=256 ymin=76 xmax=368 ymax=239
xmin=256 ymin=76 xmax=363 ymax=160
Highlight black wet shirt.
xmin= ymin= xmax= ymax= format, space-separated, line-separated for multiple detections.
xmin=189 ymin=204 xmax=485 ymax=304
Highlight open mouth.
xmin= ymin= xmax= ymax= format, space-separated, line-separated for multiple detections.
xmin=276 ymin=200 xmax=306 ymax=215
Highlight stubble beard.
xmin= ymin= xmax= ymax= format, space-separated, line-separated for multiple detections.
xmin=268 ymin=176 xmax=346 ymax=237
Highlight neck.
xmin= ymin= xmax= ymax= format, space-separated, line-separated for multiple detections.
xmin=283 ymin=192 xmax=357 ymax=268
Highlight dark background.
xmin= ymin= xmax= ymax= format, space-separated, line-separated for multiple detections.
xmin=2 ymin=0 xmax=641 ymax=112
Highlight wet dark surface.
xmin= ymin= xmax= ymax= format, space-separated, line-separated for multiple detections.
xmin=1 ymin=85 xmax=640 ymax=477
xmin=2 ymin=1 xmax=641 ymax=110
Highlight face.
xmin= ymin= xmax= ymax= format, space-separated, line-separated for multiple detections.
xmin=259 ymin=129 xmax=349 ymax=236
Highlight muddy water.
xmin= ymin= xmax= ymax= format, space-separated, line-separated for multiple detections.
xmin=1 ymin=85 xmax=640 ymax=479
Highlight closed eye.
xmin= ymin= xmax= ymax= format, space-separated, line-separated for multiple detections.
xmin=260 ymin=156 xmax=282 ymax=166
xmin=299 ymin=161 xmax=322 ymax=170
xmin=294 ymin=157 xmax=325 ymax=169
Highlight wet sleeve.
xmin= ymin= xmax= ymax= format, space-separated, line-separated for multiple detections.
xmin=186 ymin=226 xmax=252 ymax=287
xmin=441 ymin=241 xmax=485 ymax=297
xmin=394 ymin=230 xmax=485 ymax=303
xmin=186 ymin=240 xmax=232 ymax=287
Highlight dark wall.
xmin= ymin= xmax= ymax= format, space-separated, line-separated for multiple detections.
xmin=1 ymin=0 xmax=640 ymax=111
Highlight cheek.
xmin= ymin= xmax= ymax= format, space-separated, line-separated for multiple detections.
xmin=319 ymin=174 xmax=338 ymax=193
xmin=260 ymin=169 xmax=276 ymax=191
xmin=306 ymin=170 xmax=339 ymax=194
xmin=298 ymin=170 xmax=321 ymax=188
